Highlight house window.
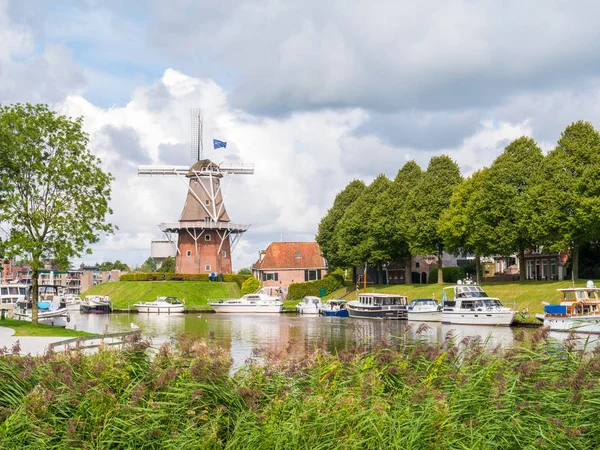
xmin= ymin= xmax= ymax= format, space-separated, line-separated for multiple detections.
xmin=542 ymin=260 xmax=548 ymax=280
xmin=415 ymin=262 xmax=420 ymax=269
xmin=305 ymin=270 xmax=318 ymax=281
xmin=550 ymin=260 xmax=557 ymax=280
xmin=222 ymin=251 xmax=227 ymax=257
xmin=205 ymin=234 xmax=211 ymax=241
xmin=205 ymin=264 xmax=211 ymax=272
xmin=526 ymin=260 xmax=533 ymax=280
xmin=263 ymin=272 xmax=279 ymax=281
xmin=296 ymin=252 xmax=301 ymax=258
xmin=186 ymin=250 xmax=192 ymax=257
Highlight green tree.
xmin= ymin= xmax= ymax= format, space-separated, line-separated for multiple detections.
xmin=410 ymin=156 xmax=462 ymax=284
xmin=237 ymin=267 xmax=252 ymax=276
xmin=316 ymin=180 xmax=366 ymax=269
xmin=528 ymin=121 xmax=600 ymax=279
xmin=335 ymin=175 xmax=391 ymax=273
xmin=241 ymin=276 xmax=262 ymax=295
xmin=140 ymin=257 xmax=157 ymax=273
xmin=160 ymin=256 xmax=176 ymax=273
xmin=370 ymin=161 xmax=423 ymax=284
xmin=487 ymin=137 xmax=543 ymax=280
xmin=0 ymin=103 xmax=114 ymax=323
xmin=439 ymin=168 xmax=494 ymax=282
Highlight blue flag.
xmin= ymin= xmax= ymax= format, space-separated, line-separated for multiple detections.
xmin=213 ymin=139 xmax=227 ymax=149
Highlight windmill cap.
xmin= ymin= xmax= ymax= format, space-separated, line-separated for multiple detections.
xmin=186 ymin=160 xmax=223 ymax=177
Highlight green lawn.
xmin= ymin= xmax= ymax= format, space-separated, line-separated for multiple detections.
xmin=82 ymin=281 xmax=241 ymax=310
xmin=338 ymin=280 xmax=599 ymax=315
xmin=0 ymin=318 xmax=95 ymax=337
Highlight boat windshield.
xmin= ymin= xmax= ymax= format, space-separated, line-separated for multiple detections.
xmin=456 ymin=286 xmax=489 ymax=298
xmin=410 ymin=299 xmax=437 ymax=307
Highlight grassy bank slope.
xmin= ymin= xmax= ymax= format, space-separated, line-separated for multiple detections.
xmin=338 ymin=280 xmax=600 ymax=315
xmin=82 ymin=281 xmax=241 ymax=310
xmin=0 ymin=319 xmax=94 ymax=337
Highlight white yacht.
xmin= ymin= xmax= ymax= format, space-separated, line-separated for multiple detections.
xmin=0 ymin=284 xmax=27 ymax=318
xmin=296 ymin=296 xmax=322 ymax=314
xmin=134 ymin=296 xmax=185 ymax=314
xmin=539 ymin=281 xmax=600 ymax=333
xmin=62 ymin=294 xmax=82 ymax=311
xmin=209 ymin=287 xmax=283 ymax=313
xmin=407 ymin=298 xmax=442 ymax=322
xmin=442 ymin=281 xmax=515 ymax=326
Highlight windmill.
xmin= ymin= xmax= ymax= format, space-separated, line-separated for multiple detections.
xmin=138 ymin=108 xmax=254 ymax=274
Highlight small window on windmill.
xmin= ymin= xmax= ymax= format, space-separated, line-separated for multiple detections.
xmin=295 ymin=252 xmax=301 ymax=259
xmin=186 ymin=250 xmax=192 ymax=257
xmin=205 ymin=234 xmax=211 ymax=242
xmin=222 ymin=251 xmax=227 ymax=257
xmin=205 ymin=200 xmax=210 ymax=205
xmin=205 ymin=264 xmax=211 ymax=272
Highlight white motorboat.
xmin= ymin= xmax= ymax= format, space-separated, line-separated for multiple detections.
xmin=209 ymin=287 xmax=283 ymax=313
xmin=63 ymin=294 xmax=82 ymax=311
xmin=319 ymin=299 xmax=349 ymax=317
xmin=540 ymin=281 xmax=600 ymax=333
xmin=441 ymin=281 xmax=515 ymax=326
xmin=13 ymin=285 xmax=70 ymax=322
xmin=134 ymin=296 xmax=185 ymax=313
xmin=347 ymin=293 xmax=408 ymax=320
xmin=81 ymin=295 xmax=111 ymax=314
xmin=407 ymin=298 xmax=442 ymax=322
xmin=296 ymin=296 xmax=322 ymax=314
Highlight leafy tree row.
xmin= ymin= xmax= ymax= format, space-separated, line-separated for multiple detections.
xmin=317 ymin=121 xmax=600 ymax=283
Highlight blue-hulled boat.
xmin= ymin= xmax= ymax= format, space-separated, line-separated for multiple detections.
xmin=320 ymin=299 xmax=349 ymax=317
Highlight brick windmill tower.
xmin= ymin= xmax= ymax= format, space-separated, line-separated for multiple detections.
xmin=138 ymin=109 xmax=253 ymax=274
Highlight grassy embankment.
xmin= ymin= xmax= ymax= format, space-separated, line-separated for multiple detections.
xmin=81 ymin=281 xmax=241 ymax=310
xmin=0 ymin=319 xmax=94 ymax=337
xmin=1 ymin=331 xmax=599 ymax=449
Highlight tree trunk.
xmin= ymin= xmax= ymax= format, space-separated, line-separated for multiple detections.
xmin=475 ymin=255 xmax=481 ymax=284
xmin=31 ymin=266 xmax=39 ymax=325
xmin=406 ymin=253 xmax=412 ymax=285
xmin=572 ymin=244 xmax=580 ymax=280
xmin=518 ymin=247 xmax=526 ymax=281
xmin=437 ymin=250 xmax=444 ymax=285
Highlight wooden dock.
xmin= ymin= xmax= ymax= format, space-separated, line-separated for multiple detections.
xmin=48 ymin=330 xmax=142 ymax=351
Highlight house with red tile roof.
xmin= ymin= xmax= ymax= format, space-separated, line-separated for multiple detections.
xmin=252 ymin=242 xmax=328 ymax=292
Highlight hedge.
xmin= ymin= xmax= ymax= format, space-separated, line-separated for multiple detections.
xmin=428 ymin=266 xmax=465 ymax=284
xmin=287 ymin=274 xmax=344 ymax=300
xmin=119 ymin=273 xmax=250 ymax=287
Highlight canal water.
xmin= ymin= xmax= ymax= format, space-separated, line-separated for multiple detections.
xmin=62 ymin=312 xmax=594 ymax=368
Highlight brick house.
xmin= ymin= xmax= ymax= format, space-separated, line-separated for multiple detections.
xmin=252 ymin=242 xmax=328 ymax=293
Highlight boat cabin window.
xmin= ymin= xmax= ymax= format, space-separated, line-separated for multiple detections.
xmin=562 ymin=291 xmax=576 ymax=301
xmin=577 ymin=290 xmax=587 ymax=300
xmin=0 ymin=288 xmax=6 ymax=295
xmin=9 ymin=287 xmax=18 ymax=295
xmin=460 ymin=300 xmax=475 ymax=309
xmin=587 ymin=291 xmax=599 ymax=300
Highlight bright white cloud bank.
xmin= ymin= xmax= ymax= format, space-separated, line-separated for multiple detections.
xmin=55 ymin=69 xmax=530 ymax=269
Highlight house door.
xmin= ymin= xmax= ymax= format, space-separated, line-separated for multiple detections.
xmin=421 ymin=272 xmax=427 ymax=284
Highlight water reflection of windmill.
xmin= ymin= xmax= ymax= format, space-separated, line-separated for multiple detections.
xmin=138 ymin=109 xmax=253 ymax=274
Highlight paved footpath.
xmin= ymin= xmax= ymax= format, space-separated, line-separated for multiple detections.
xmin=0 ymin=325 xmax=65 ymax=356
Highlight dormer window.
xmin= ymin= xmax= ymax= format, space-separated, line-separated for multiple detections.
xmin=296 ymin=252 xmax=301 ymax=258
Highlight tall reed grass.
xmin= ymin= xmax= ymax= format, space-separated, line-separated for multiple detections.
xmin=1 ymin=328 xmax=600 ymax=449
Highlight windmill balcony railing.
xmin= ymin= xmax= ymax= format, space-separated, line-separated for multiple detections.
xmin=159 ymin=221 xmax=250 ymax=232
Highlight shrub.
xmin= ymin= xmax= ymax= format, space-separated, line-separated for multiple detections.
xmin=287 ymin=274 xmax=344 ymax=300
xmin=241 ymin=277 xmax=262 ymax=295
xmin=237 ymin=268 xmax=252 ymax=276
xmin=428 ymin=266 xmax=465 ymax=284
xmin=119 ymin=272 xmax=250 ymax=286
